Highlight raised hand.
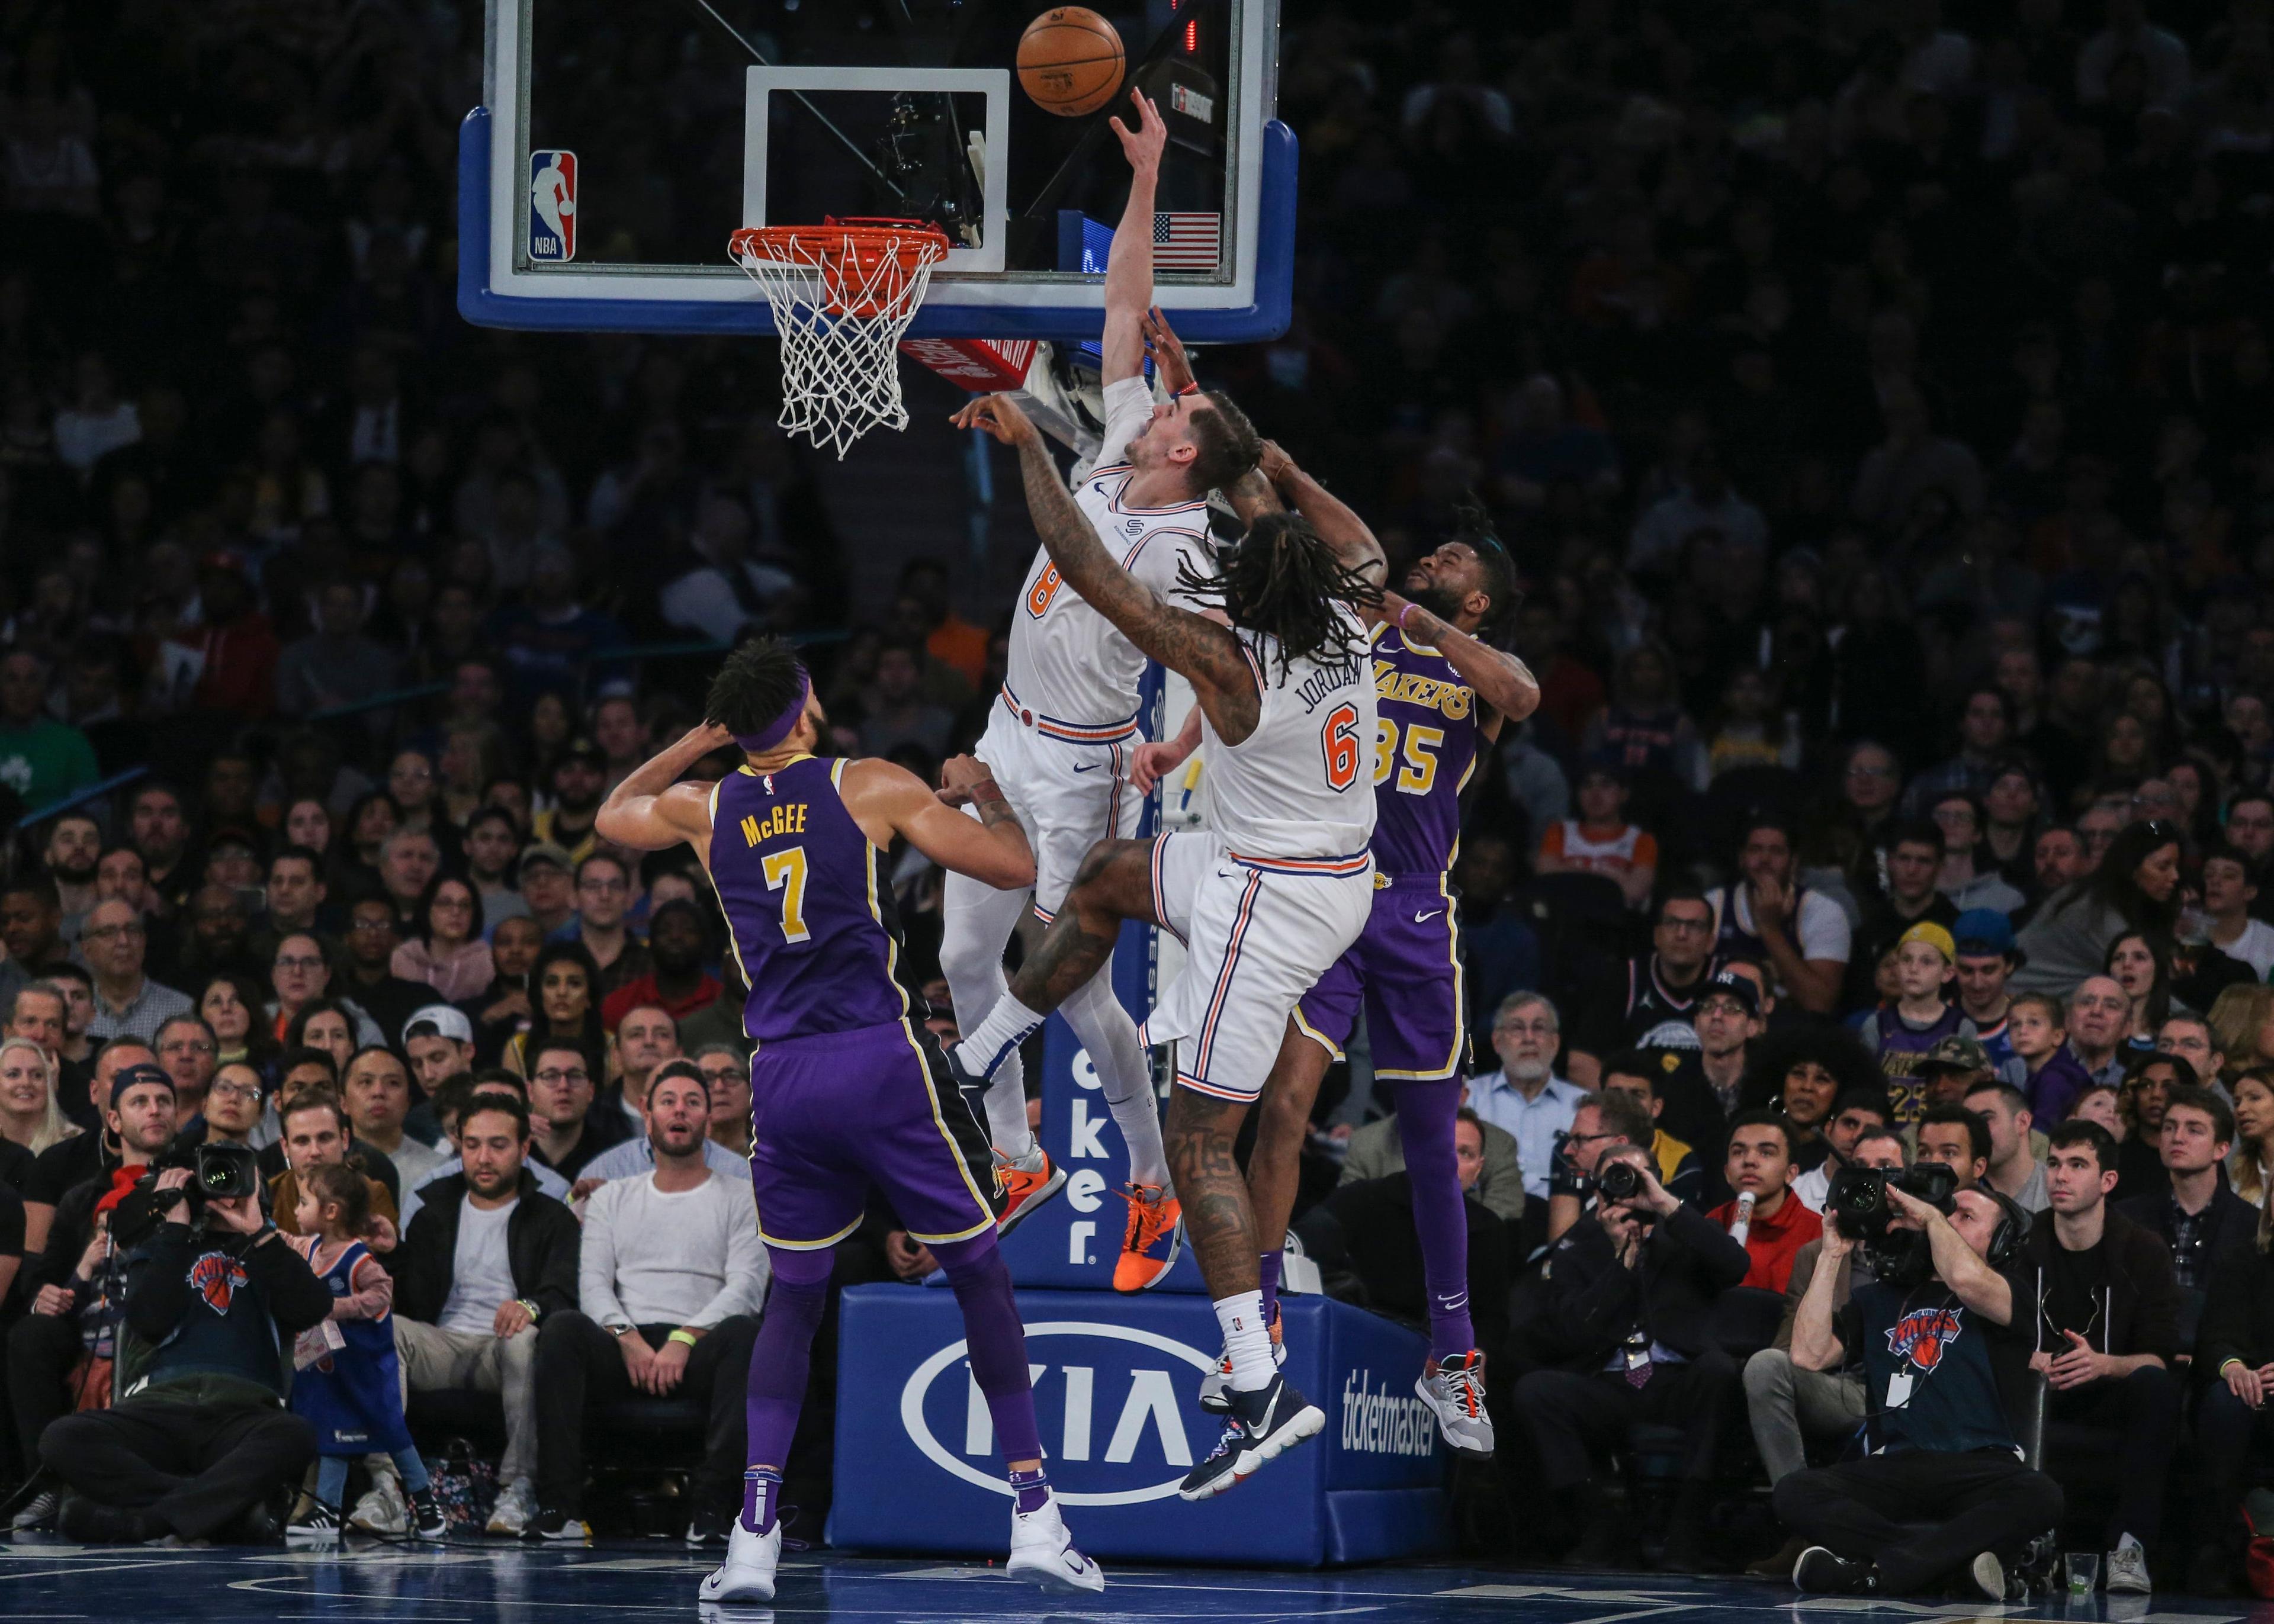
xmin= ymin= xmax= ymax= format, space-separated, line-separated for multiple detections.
xmin=1107 ymin=88 xmax=1167 ymax=172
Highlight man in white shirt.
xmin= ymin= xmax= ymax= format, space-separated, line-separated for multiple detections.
xmin=391 ymin=1091 xmax=580 ymax=1536
xmin=2204 ymin=844 xmax=2274 ymax=980
xmin=529 ymin=1066 xmax=766 ymax=1544
xmin=1465 ymin=992 xmax=1586 ymax=1202
xmin=577 ymin=1058 xmax=751 ymax=1186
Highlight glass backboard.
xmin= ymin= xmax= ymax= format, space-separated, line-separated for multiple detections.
xmin=461 ymin=0 xmax=1293 ymax=342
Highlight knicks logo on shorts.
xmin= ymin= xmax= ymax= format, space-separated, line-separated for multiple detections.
xmin=1886 ymin=1305 xmax=1963 ymax=1371
xmin=188 ymin=1252 xmax=250 ymax=1316
xmin=1027 ymin=564 xmax=1064 ymax=618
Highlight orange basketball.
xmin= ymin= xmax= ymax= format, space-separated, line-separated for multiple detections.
xmin=1017 ymin=7 xmax=1126 ymax=117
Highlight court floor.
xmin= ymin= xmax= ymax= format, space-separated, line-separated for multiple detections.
xmin=1 ymin=1538 xmax=2267 ymax=1624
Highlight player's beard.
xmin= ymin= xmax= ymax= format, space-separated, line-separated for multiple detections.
xmin=1401 ymin=575 xmax=1467 ymax=624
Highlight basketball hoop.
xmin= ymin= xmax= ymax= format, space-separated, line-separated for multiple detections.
xmin=729 ymin=218 xmax=953 ymax=459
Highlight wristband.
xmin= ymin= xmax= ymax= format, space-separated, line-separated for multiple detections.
xmin=968 ymin=778 xmax=1005 ymax=803
xmin=1175 ymin=381 xmax=1200 ymax=397
xmin=1397 ymin=600 xmax=1423 ymax=633
xmin=517 ymin=1298 xmax=541 ymax=1321
xmin=667 ymin=1329 xmax=699 ymax=1349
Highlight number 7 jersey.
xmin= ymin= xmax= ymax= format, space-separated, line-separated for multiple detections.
xmin=708 ymin=755 xmax=916 ymax=1044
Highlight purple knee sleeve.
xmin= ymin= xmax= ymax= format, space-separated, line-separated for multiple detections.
xmin=932 ymin=1233 xmax=1043 ymax=1465
xmin=1395 ymin=1078 xmax=1476 ymax=1360
xmin=744 ymin=1245 xmax=835 ymax=1474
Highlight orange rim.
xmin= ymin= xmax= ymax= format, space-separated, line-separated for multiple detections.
xmin=728 ymin=217 xmax=952 ymax=319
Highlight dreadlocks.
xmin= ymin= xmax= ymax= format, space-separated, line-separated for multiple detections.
xmin=1453 ymin=501 xmax=1523 ymax=642
xmin=1177 ymin=512 xmax=1382 ymax=682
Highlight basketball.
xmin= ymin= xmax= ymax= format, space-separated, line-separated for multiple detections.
xmin=1017 ymin=7 xmax=1126 ymax=117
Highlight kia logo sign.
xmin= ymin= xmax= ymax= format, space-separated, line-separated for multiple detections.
xmin=899 ymin=1321 xmax=1216 ymax=1506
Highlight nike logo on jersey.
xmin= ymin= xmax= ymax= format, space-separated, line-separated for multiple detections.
xmin=1072 ymin=763 xmax=1102 ymax=773
xmin=1415 ymin=909 xmax=1444 ymax=922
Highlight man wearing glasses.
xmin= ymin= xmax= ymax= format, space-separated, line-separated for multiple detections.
xmin=152 ymin=1013 xmax=219 ymax=1120
xmin=565 ymin=851 xmax=651 ymax=995
xmin=1465 ymin=992 xmax=1585 ymax=1205
xmin=1570 ymin=886 xmax=1721 ymax=1085
xmin=80 ymin=898 xmax=191 ymax=1044
xmin=523 ymin=1038 xmax=629 ymax=1179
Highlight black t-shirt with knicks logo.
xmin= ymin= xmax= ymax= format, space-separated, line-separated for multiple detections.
xmin=1839 ymin=1273 xmax=2028 ymax=1455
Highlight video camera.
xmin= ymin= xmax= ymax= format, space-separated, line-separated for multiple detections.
xmin=114 ymin=1143 xmax=264 ymax=1246
xmin=1826 ymin=1161 xmax=1959 ymax=1284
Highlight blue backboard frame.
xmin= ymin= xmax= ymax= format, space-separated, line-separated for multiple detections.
xmin=455 ymin=105 xmax=1296 ymax=343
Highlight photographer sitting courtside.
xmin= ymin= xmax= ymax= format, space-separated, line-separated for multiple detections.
xmin=7 ymin=1060 xmax=177 ymax=1517
xmin=1781 ymin=1173 xmax=2057 ymax=1598
xmin=2023 ymin=1120 xmax=2182 ymax=1596
xmin=36 ymin=1139 xmax=332 ymax=1542
xmin=1743 ymin=1125 xmax=1909 ymax=1575
xmin=391 ymin=1089 xmax=579 ymax=1538
xmin=1512 ymin=1141 xmax=1750 ymax=1568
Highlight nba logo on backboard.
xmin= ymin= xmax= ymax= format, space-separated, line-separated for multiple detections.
xmin=529 ymin=150 xmax=577 ymax=262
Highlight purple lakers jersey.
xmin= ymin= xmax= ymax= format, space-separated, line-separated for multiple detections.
xmin=709 ymin=755 xmax=914 ymax=1044
xmin=1367 ymin=623 xmax=1482 ymax=877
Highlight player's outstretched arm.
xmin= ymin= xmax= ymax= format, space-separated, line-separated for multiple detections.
xmin=1257 ymin=440 xmax=1386 ymax=590
xmin=957 ymin=393 xmax=1262 ymax=741
xmin=841 ymin=755 xmax=1033 ymax=890
xmin=1376 ymin=587 xmax=1541 ymax=735
xmin=596 ymin=723 xmax=734 ymax=851
xmin=1101 ymin=90 xmax=1168 ymax=387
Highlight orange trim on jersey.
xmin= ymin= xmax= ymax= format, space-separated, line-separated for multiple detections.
xmin=1231 ymin=850 xmax=1373 ymax=877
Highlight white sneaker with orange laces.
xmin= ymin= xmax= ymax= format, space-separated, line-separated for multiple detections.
xmin=1415 ymin=1349 xmax=1494 ymax=1458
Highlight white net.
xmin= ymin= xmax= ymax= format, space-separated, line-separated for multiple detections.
xmin=731 ymin=225 xmax=949 ymax=459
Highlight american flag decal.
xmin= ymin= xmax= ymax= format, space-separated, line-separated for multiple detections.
xmin=1153 ymin=213 xmax=1222 ymax=272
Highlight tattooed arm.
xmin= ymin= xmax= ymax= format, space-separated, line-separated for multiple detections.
xmin=1257 ymin=441 xmax=1387 ymax=594
xmin=1375 ymin=587 xmax=1541 ymax=741
xmin=954 ymin=393 xmax=1262 ymax=744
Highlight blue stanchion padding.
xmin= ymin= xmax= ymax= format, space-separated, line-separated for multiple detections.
xmin=828 ymin=1286 xmax=1448 ymax=1565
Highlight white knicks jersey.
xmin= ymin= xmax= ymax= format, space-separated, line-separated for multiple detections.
xmin=1003 ymin=377 xmax=1213 ymax=740
xmin=1200 ymin=603 xmax=1379 ymax=863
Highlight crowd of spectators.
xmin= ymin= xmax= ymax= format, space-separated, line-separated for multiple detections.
xmin=4 ymin=0 xmax=2274 ymax=1596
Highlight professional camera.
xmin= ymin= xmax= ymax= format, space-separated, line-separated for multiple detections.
xmin=1595 ymin=1159 xmax=1645 ymax=1203
xmin=194 ymin=1142 xmax=262 ymax=1207
xmin=1826 ymin=1162 xmax=1959 ymax=1285
xmin=1825 ymin=1161 xmax=1958 ymax=1241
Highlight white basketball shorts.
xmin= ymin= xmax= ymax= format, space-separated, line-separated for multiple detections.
xmin=1138 ymin=831 xmax=1374 ymax=1104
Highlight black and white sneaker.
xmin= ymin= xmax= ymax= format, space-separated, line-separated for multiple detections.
xmin=408 ymin=1487 xmax=449 ymax=1542
xmin=1178 ymin=1372 xmax=1324 ymax=1501
xmin=285 ymin=1500 xmax=342 ymax=1547
xmin=1793 ymin=1546 xmax=1877 ymax=1594
xmin=686 ymin=1506 xmax=732 ymax=1548
xmin=526 ymin=1507 xmax=591 ymax=1543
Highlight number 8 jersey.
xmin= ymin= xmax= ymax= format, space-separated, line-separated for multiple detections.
xmin=1198 ymin=603 xmax=1379 ymax=861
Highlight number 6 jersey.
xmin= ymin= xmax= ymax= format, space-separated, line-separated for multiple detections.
xmin=1197 ymin=604 xmax=1379 ymax=862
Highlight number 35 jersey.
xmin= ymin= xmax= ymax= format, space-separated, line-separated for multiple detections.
xmin=709 ymin=755 xmax=915 ymax=1044
xmin=1199 ymin=604 xmax=1379 ymax=862
xmin=1366 ymin=622 xmax=1483 ymax=879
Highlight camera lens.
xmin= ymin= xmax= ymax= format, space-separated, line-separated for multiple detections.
xmin=1597 ymin=1160 xmax=1642 ymax=1202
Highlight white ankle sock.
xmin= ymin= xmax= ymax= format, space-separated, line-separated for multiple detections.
xmin=1214 ymin=1291 xmax=1274 ymax=1393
